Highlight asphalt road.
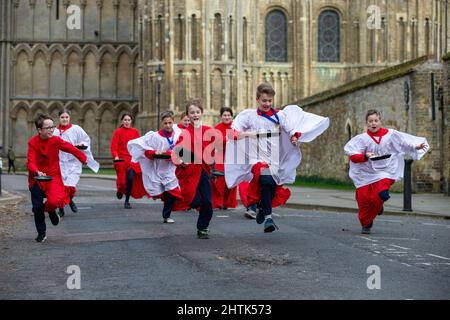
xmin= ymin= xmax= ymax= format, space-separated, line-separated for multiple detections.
xmin=0 ymin=175 xmax=449 ymax=300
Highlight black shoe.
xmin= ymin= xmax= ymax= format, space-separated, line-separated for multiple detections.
xmin=264 ymin=218 xmax=279 ymax=233
xmin=256 ymin=209 xmax=265 ymax=224
xmin=116 ymin=192 xmax=123 ymax=200
xmin=124 ymin=202 xmax=132 ymax=209
xmin=69 ymin=200 xmax=78 ymax=213
xmin=35 ymin=234 xmax=47 ymax=243
xmin=58 ymin=208 xmax=65 ymax=217
xmin=49 ymin=211 xmax=60 ymax=226
xmin=361 ymin=222 xmax=373 ymax=234
xmin=378 ymin=206 xmax=384 ymax=216
xmin=197 ymin=229 xmax=209 ymax=239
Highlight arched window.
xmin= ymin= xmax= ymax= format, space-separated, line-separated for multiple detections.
xmin=318 ymin=10 xmax=340 ymax=62
xmin=265 ymin=10 xmax=288 ymax=62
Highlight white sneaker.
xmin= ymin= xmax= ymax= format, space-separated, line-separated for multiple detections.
xmin=164 ymin=218 xmax=175 ymax=224
xmin=244 ymin=210 xmax=257 ymax=220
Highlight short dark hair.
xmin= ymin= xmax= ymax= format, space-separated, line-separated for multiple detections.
xmin=366 ymin=109 xmax=381 ymax=121
xmin=161 ymin=110 xmax=174 ymax=121
xmin=58 ymin=109 xmax=71 ymax=117
xmin=220 ymin=107 xmax=233 ymax=117
xmin=121 ymin=112 xmax=133 ymax=121
xmin=185 ymin=98 xmax=204 ymax=114
xmin=34 ymin=113 xmax=53 ymax=130
xmin=256 ymin=83 xmax=276 ymax=99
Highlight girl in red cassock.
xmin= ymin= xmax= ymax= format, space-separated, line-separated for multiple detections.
xmin=110 ymin=113 xmax=147 ymax=209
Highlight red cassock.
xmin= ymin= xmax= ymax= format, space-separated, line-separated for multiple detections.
xmin=238 ymin=162 xmax=291 ymax=209
xmin=173 ymin=124 xmax=218 ymax=206
xmin=110 ymin=126 xmax=147 ymax=198
xmin=27 ymin=135 xmax=87 ymax=213
xmin=211 ymin=122 xmax=238 ymax=209
xmin=350 ymin=128 xmax=394 ymax=227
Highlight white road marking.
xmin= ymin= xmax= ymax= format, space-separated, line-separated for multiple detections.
xmin=216 ymin=215 xmax=229 ymax=218
xmin=390 ymin=245 xmax=411 ymax=250
xmin=426 ymin=254 xmax=450 ymax=261
xmin=76 ymin=207 xmax=92 ymax=210
xmin=359 ymin=236 xmax=378 ymax=242
xmin=377 ymin=219 xmax=403 ymax=223
xmin=372 ymin=237 xmax=419 ymax=241
xmin=416 ymin=263 xmax=432 ymax=266
xmin=422 ymin=223 xmax=447 ymax=227
xmin=401 ymin=263 xmax=412 ymax=267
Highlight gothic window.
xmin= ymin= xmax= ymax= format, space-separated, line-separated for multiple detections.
xmin=265 ymin=10 xmax=288 ymax=62
xmin=425 ymin=18 xmax=431 ymax=56
xmin=191 ymin=14 xmax=199 ymax=60
xmin=318 ymin=10 xmax=340 ymax=63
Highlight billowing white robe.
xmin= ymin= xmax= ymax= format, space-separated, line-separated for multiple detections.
xmin=53 ymin=124 xmax=100 ymax=187
xmin=127 ymin=127 xmax=182 ymax=196
xmin=344 ymin=129 xmax=429 ymax=188
xmin=225 ymin=105 xmax=330 ymax=188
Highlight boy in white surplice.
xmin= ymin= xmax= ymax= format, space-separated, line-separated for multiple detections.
xmin=344 ymin=109 xmax=429 ymax=234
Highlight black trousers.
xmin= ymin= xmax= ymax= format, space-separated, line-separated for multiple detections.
xmin=190 ymin=169 xmax=213 ymax=230
xmin=8 ymin=160 xmax=15 ymax=173
xmin=162 ymin=192 xmax=176 ymax=219
xmin=125 ymin=168 xmax=135 ymax=203
xmin=30 ymin=184 xmax=46 ymax=235
xmin=259 ymin=174 xmax=276 ymax=217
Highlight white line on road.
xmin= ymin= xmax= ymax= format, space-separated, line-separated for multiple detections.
xmin=390 ymin=245 xmax=411 ymax=250
xmin=359 ymin=236 xmax=378 ymax=242
xmin=216 ymin=215 xmax=229 ymax=218
xmin=401 ymin=263 xmax=412 ymax=267
xmin=422 ymin=223 xmax=448 ymax=227
xmin=371 ymin=237 xmax=419 ymax=241
xmin=377 ymin=219 xmax=404 ymax=223
xmin=426 ymin=254 xmax=450 ymax=261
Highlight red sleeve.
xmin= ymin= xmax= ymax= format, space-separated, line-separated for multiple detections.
xmin=293 ymin=132 xmax=302 ymax=139
xmin=27 ymin=140 xmax=39 ymax=174
xmin=145 ymin=150 xmax=156 ymax=159
xmin=110 ymin=129 xmax=120 ymax=158
xmin=350 ymin=154 xmax=368 ymax=163
xmin=59 ymin=138 xmax=87 ymax=164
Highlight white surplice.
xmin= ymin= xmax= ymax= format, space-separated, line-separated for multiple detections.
xmin=344 ymin=129 xmax=429 ymax=188
xmin=127 ymin=127 xmax=182 ymax=196
xmin=225 ymin=105 xmax=330 ymax=188
xmin=53 ymin=124 xmax=100 ymax=187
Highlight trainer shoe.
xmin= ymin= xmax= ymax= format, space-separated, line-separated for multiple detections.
xmin=116 ymin=192 xmax=123 ymax=200
xmin=163 ymin=218 xmax=175 ymax=224
xmin=361 ymin=222 xmax=373 ymax=234
xmin=35 ymin=234 xmax=47 ymax=243
xmin=69 ymin=200 xmax=78 ymax=213
xmin=49 ymin=211 xmax=60 ymax=226
xmin=256 ymin=209 xmax=265 ymax=224
xmin=197 ymin=229 xmax=209 ymax=239
xmin=124 ymin=202 xmax=132 ymax=209
xmin=58 ymin=208 xmax=65 ymax=217
xmin=264 ymin=218 xmax=279 ymax=233
xmin=244 ymin=207 xmax=257 ymax=220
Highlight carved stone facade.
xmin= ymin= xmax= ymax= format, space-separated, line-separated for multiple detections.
xmin=138 ymin=0 xmax=448 ymax=127
xmin=0 ymin=0 xmax=139 ymax=165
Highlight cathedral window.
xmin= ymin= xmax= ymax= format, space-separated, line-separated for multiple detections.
xmin=318 ymin=10 xmax=340 ymax=63
xmin=265 ymin=10 xmax=288 ymax=62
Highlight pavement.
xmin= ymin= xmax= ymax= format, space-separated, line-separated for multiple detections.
xmin=1 ymin=172 xmax=449 ymax=219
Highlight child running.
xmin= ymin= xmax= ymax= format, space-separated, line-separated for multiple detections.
xmin=53 ymin=109 xmax=100 ymax=217
xmin=27 ymin=113 xmax=87 ymax=243
xmin=127 ymin=111 xmax=188 ymax=223
xmin=344 ymin=109 xmax=429 ymax=234
xmin=225 ymin=83 xmax=330 ymax=233
xmin=172 ymin=99 xmax=220 ymax=239
xmin=211 ymin=107 xmax=238 ymax=211
xmin=110 ymin=113 xmax=147 ymax=209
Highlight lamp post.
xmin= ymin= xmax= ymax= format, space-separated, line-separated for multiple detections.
xmin=155 ymin=64 xmax=164 ymax=130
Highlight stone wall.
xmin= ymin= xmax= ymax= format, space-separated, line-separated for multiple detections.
xmin=294 ymin=57 xmax=448 ymax=193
